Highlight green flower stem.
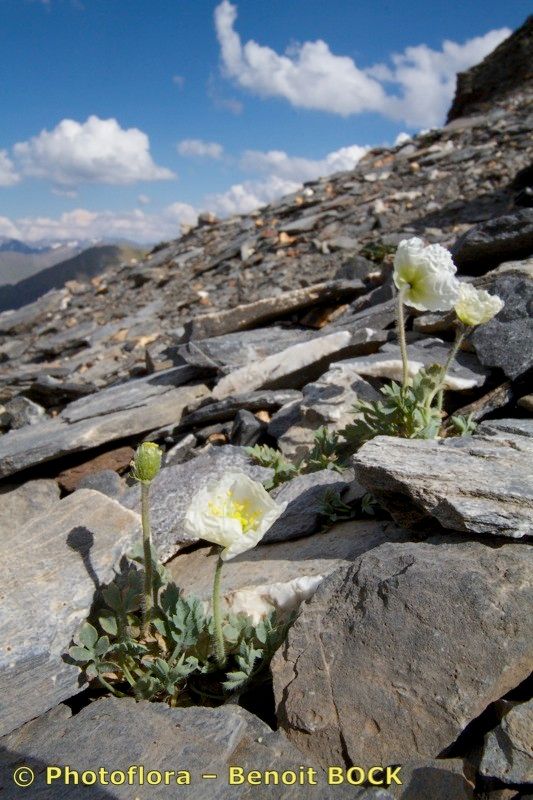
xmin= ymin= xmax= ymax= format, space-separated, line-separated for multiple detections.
xmin=97 ymin=675 xmax=125 ymax=697
xmin=427 ymin=324 xmax=471 ymax=412
xmin=120 ymin=660 xmax=137 ymax=688
xmin=141 ymin=481 xmax=153 ymax=638
xmin=396 ymin=288 xmax=409 ymax=389
xmin=212 ymin=552 xmax=226 ymax=670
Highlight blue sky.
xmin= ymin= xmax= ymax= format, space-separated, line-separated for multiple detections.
xmin=0 ymin=0 xmax=528 ymax=243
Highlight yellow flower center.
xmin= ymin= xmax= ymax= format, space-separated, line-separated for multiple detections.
xmin=208 ymin=490 xmax=260 ymax=533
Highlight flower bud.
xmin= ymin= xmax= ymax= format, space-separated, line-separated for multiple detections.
xmin=454 ymin=283 xmax=504 ymax=327
xmin=131 ymin=442 xmax=162 ymax=483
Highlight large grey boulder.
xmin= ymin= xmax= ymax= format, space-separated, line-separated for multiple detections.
xmin=470 ymin=274 xmax=533 ymax=379
xmin=0 ymin=490 xmax=140 ymax=737
xmin=452 ymin=209 xmax=533 ymax=274
xmin=0 ymin=696 xmax=384 ymax=799
xmin=352 ymin=433 xmax=533 ymax=538
xmin=0 ymin=371 xmax=208 ymax=478
xmin=479 ymin=699 xmax=533 ymax=785
xmin=273 ymin=539 xmax=533 ymax=769
xmin=121 ymin=446 xmax=272 ymax=561
xmin=387 ymin=759 xmax=474 ymax=800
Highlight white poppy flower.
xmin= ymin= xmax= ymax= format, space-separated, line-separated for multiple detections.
xmin=454 ymin=283 xmax=504 ymax=327
xmin=393 ymin=237 xmax=460 ymax=311
xmin=182 ymin=471 xmax=286 ymax=561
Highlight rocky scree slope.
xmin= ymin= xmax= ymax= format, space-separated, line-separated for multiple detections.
xmin=0 ymin=22 xmax=532 ymax=800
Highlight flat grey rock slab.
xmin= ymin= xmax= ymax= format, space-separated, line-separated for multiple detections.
xmin=178 ymin=389 xmax=302 ymax=430
xmin=213 ymin=329 xmax=387 ymax=400
xmin=273 ymin=539 xmax=533 ymax=770
xmin=477 ymin=417 xmax=533 ymax=438
xmin=167 ymin=518 xmax=409 ymax=625
xmin=0 ymin=479 xmax=60 ymax=531
xmin=341 ymin=338 xmax=489 ymax=390
xmin=0 ymin=376 xmax=209 ymax=479
xmin=452 ymin=209 xmax=533 ymax=274
xmin=329 ymin=298 xmax=397 ymax=334
xmin=178 ymin=327 xmax=316 ymax=372
xmin=471 ymin=274 xmax=533 ymax=379
xmin=0 ymin=696 xmax=379 ymax=800
xmin=352 ymin=432 xmax=533 ymax=538
xmin=0 ymin=490 xmax=141 ymax=737
xmin=0 ymin=288 xmax=69 ymax=335
xmin=184 ymin=280 xmax=365 ymax=340
xmin=479 ymin=699 xmax=533 ymax=785
xmin=121 ymin=446 xmax=273 ymax=561
xmin=265 ymin=470 xmax=354 ymax=543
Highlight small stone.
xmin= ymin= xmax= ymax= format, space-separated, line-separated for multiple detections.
xmin=57 ymin=446 xmax=134 ymax=492
xmin=518 ymin=394 xmax=533 ymax=413
xmin=3 ymin=396 xmax=45 ymax=429
xmin=77 ymin=469 xmax=125 ymax=499
xmin=230 ymin=409 xmax=265 ymax=446
xmin=164 ymin=433 xmax=197 ymax=465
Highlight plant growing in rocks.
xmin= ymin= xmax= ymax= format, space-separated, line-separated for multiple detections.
xmin=340 ymin=238 xmax=504 ymax=451
xmin=249 ymin=238 xmax=505 ymax=480
xmin=69 ymin=444 xmax=291 ymax=705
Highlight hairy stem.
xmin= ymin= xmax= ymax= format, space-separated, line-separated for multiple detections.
xmin=141 ymin=481 xmax=153 ymax=638
xmin=396 ymin=288 xmax=409 ymax=389
xmin=212 ymin=553 xmax=226 ymax=669
xmin=428 ymin=324 xmax=470 ymax=411
xmin=97 ymin=675 xmax=125 ymax=697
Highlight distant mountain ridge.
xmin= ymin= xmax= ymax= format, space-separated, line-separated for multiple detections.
xmin=0 ymin=238 xmax=46 ymax=255
xmin=0 ymin=244 xmax=146 ymax=313
xmin=0 ymin=237 xmax=148 ymax=287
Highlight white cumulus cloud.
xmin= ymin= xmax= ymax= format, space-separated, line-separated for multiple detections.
xmin=0 ymin=150 xmax=20 ymax=186
xmin=241 ymin=144 xmax=367 ymax=183
xmin=12 ymin=116 xmax=175 ymax=186
xmin=205 ymin=175 xmax=300 ymax=216
xmin=207 ymin=142 xmax=367 ymax=216
xmin=214 ymin=1 xmax=511 ymax=127
xmin=177 ymin=139 xmax=224 ymax=159
xmin=0 ymin=202 xmax=198 ymax=245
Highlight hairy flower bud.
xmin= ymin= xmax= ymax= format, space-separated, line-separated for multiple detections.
xmin=454 ymin=283 xmax=504 ymax=327
xmin=131 ymin=442 xmax=162 ymax=483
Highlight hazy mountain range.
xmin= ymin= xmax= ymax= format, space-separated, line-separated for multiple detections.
xmin=0 ymin=241 xmax=147 ymax=313
xmin=0 ymin=237 xmax=147 ymax=288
